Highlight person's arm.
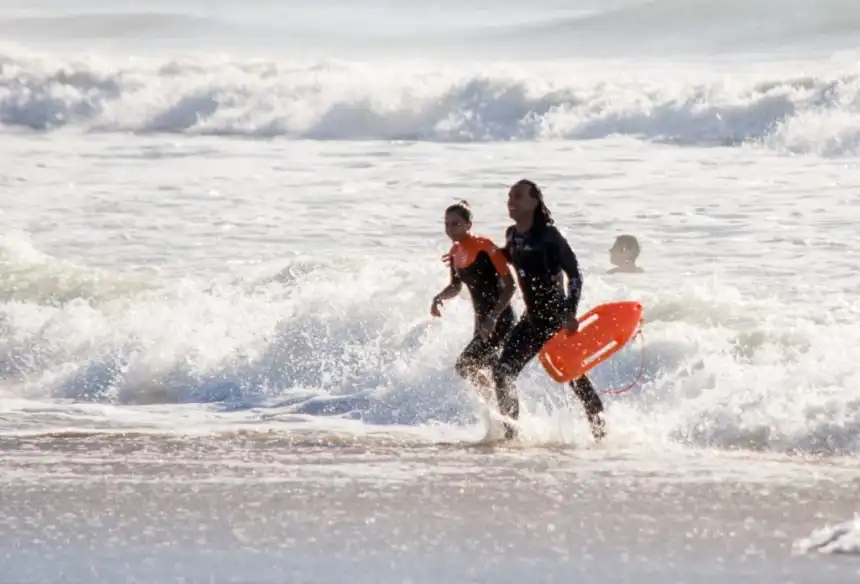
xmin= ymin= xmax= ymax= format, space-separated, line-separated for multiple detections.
xmin=545 ymin=226 xmax=583 ymax=319
xmin=486 ymin=244 xmax=516 ymax=320
xmin=498 ymin=226 xmax=513 ymax=263
xmin=437 ymin=262 xmax=463 ymax=300
xmin=431 ymin=260 xmax=462 ymax=316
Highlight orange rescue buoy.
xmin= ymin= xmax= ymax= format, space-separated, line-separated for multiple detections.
xmin=539 ymin=301 xmax=644 ymax=383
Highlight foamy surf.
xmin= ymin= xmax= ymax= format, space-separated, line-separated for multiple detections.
xmin=2 ymin=221 xmax=859 ymax=458
xmin=794 ymin=516 xmax=860 ymax=556
xmin=1 ymin=44 xmax=860 ymax=155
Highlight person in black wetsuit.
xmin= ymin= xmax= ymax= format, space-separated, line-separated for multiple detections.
xmin=431 ymin=201 xmax=517 ymax=399
xmin=492 ymin=179 xmax=606 ymax=442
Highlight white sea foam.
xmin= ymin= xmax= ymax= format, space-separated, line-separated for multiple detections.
xmin=1 ymin=45 xmax=859 ymax=155
xmin=1 ymin=0 xmax=859 ymax=462
xmin=794 ymin=516 xmax=860 ymax=555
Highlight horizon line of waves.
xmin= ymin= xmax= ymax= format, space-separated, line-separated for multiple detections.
xmin=2 ymin=51 xmax=860 ymax=155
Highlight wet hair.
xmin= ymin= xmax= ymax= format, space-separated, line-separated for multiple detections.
xmin=513 ymin=179 xmax=553 ymax=228
xmin=445 ymin=200 xmax=472 ymax=223
xmin=614 ymin=235 xmax=641 ymax=259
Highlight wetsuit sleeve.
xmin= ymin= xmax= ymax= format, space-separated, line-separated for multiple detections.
xmin=489 ymin=246 xmax=510 ymax=277
xmin=475 ymin=238 xmax=510 ymax=277
xmin=545 ymin=226 xmax=583 ymax=316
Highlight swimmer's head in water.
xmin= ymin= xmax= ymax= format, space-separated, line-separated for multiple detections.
xmin=445 ymin=200 xmax=472 ymax=242
xmin=610 ymin=235 xmax=640 ymax=266
xmin=507 ymin=179 xmax=553 ymax=228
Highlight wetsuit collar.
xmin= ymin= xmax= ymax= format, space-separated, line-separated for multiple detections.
xmin=514 ymin=217 xmax=536 ymax=234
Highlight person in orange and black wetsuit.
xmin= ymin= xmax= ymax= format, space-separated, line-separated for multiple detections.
xmin=493 ymin=179 xmax=606 ymax=443
xmin=431 ymin=201 xmax=516 ymax=398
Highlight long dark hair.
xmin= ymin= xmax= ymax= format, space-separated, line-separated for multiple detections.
xmin=514 ymin=179 xmax=553 ymax=228
xmin=445 ymin=200 xmax=472 ymax=223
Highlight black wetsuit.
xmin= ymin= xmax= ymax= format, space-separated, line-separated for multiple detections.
xmin=493 ymin=222 xmax=604 ymax=439
xmin=448 ymin=235 xmax=516 ymax=376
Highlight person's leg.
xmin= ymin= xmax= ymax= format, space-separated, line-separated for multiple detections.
xmin=455 ymin=308 xmax=517 ymax=397
xmin=491 ymin=317 xmax=552 ymax=440
xmin=484 ymin=307 xmax=516 ymax=358
xmin=569 ymin=376 xmax=606 ymax=441
xmin=454 ymin=335 xmax=494 ymax=400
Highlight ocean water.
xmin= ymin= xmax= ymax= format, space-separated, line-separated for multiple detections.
xmin=2 ymin=0 xmax=860 ymax=582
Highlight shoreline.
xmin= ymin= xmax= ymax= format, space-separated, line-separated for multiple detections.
xmin=3 ymin=432 xmax=859 ymax=583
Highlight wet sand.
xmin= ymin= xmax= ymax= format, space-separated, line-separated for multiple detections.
xmin=2 ymin=433 xmax=859 ymax=583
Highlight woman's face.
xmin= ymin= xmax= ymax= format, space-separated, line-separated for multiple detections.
xmin=507 ymin=183 xmax=537 ymax=222
xmin=445 ymin=211 xmax=470 ymax=241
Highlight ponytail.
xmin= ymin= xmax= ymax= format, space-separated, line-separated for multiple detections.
xmin=445 ymin=200 xmax=472 ymax=223
xmin=534 ymin=199 xmax=553 ymax=228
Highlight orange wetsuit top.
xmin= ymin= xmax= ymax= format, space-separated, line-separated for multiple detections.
xmin=448 ymin=235 xmax=513 ymax=320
